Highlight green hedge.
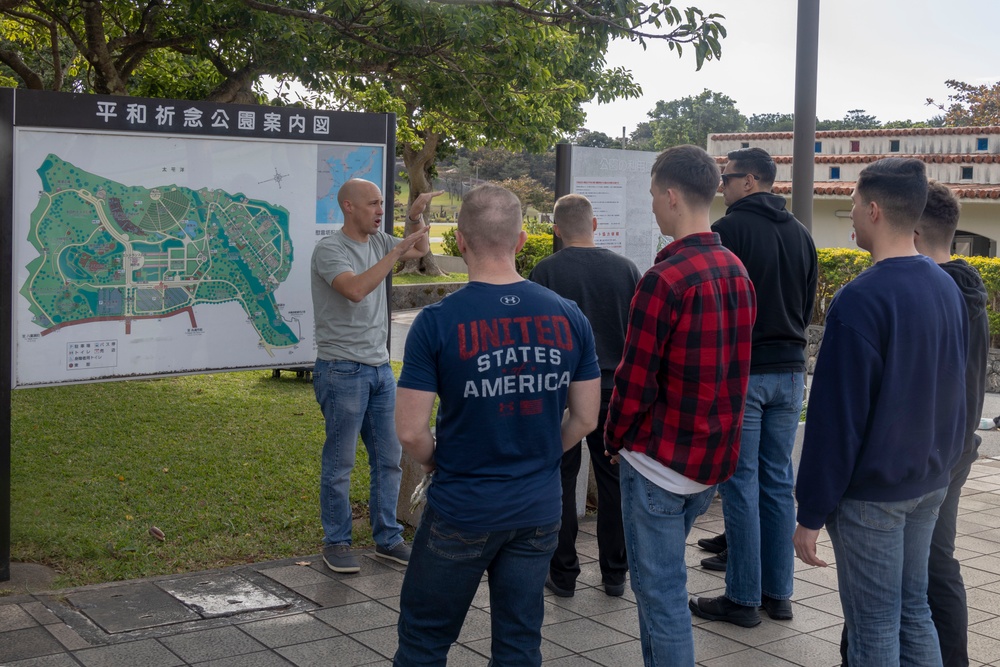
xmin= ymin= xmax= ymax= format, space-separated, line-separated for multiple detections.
xmin=814 ymin=248 xmax=999 ymax=347
xmin=441 ymin=228 xmax=554 ymax=278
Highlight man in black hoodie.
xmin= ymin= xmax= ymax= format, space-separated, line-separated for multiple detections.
xmin=691 ymin=147 xmax=817 ymax=627
xmin=839 ymin=180 xmax=988 ymax=666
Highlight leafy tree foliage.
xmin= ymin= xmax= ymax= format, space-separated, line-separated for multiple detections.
xmin=628 ymin=121 xmax=656 ymax=151
xmin=747 ymin=112 xmax=794 ymax=132
xmin=647 ymin=89 xmax=746 ymax=148
xmin=499 ymin=176 xmax=553 ymax=216
xmin=928 ymin=79 xmax=1000 ymax=126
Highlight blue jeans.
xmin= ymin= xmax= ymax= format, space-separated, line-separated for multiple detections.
xmin=620 ymin=457 xmax=715 ymax=667
xmin=829 ymin=487 xmax=948 ymax=667
xmin=719 ymin=371 xmax=803 ymax=606
xmin=313 ymin=358 xmax=403 ymax=549
xmin=394 ymin=505 xmax=559 ymax=666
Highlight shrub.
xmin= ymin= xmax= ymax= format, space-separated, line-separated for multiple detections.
xmin=439 ymin=228 xmax=554 ymax=277
xmin=812 ymin=248 xmax=872 ymax=325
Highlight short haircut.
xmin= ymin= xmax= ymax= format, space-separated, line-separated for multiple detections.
xmin=553 ymin=194 xmax=594 ymax=241
xmin=917 ymin=180 xmax=961 ymax=249
xmin=855 ymin=158 xmax=928 ymax=230
xmin=726 ymin=147 xmax=776 ymax=188
xmin=650 ymin=144 xmax=720 ymax=209
xmin=457 ymin=184 xmax=523 ymax=257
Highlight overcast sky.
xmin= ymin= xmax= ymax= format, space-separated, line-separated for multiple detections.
xmin=580 ymin=0 xmax=1000 ymax=139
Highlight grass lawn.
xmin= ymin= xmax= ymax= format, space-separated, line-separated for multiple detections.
xmin=8 ymin=366 xmax=408 ymax=590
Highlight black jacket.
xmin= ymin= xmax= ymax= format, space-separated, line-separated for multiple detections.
xmin=940 ymin=259 xmax=989 ymax=458
xmin=712 ymin=192 xmax=818 ymax=373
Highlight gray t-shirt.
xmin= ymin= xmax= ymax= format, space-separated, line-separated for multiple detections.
xmin=311 ymin=229 xmax=401 ymax=365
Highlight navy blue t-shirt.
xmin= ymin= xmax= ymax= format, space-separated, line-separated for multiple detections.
xmin=398 ymin=280 xmax=600 ymax=532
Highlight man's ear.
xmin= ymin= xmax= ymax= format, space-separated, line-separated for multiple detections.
xmin=456 ymin=228 xmax=468 ymax=255
xmin=553 ymin=224 xmax=562 ymax=238
xmin=514 ymin=229 xmax=528 ymax=253
xmin=591 ymin=217 xmax=598 ymax=232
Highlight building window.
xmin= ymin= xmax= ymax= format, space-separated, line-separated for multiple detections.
xmin=830 ymin=167 xmax=841 ymax=180
xmin=889 ymin=139 xmax=900 ymax=152
xmin=815 ymin=141 xmax=822 ymax=153
xmin=850 ymin=140 xmax=860 ymax=152
xmin=741 ymin=142 xmax=750 ymax=148
xmin=961 ymin=166 xmax=974 ymax=180
xmin=977 ymin=137 xmax=989 ymax=151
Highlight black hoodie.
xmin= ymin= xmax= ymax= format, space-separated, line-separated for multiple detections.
xmin=712 ymin=192 xmax=818 ymax=373
xmin=940 ymin=259 xmax=989 ymax=458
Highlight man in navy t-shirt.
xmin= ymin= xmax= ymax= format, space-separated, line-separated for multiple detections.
xmin=393 ymin=184 xmax=601 ymax=667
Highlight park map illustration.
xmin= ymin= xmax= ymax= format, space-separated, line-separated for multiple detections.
xmin=20 ymin=155 xmax=298 ymax=355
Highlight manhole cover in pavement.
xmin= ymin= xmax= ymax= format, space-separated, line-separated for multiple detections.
xmin=158 ymin=572 xmax=291 ymax=618
xmin=66 ymin=581 xmax=200 ymax=633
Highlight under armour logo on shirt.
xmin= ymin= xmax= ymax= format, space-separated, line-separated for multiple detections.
xmin=500 ymin=295 xmax=520 ymax=306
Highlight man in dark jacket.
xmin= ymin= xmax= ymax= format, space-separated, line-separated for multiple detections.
xmin=840 ymin=180 xmax=989 ymax=667
xmin=691 ymin=147 xmax=817 ymax=627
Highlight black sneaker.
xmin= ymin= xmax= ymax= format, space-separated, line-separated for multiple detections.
xmin=689 ymin=595 xmax=761 ymax=628
xmin=761 ymin=595 xmax=793 ymax=620
xmin=700 ymin=548 xmax=728 ymax=571
xmin=323 ymin=544 xmax=361 ymax=573
xmin=697 ymin=532 xmax=727 ymax=554
xmin=545 ymin=574 xmax=574 ymax=598
xmin=603 ymin=580 xmax=626 ymax=597
xmin=375 ymin=542 xmax=411 ymax=566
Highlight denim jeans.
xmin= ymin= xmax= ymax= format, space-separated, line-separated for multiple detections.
xmin=394 ymin=505 xmax=559 ymax=666
xmin=313 ymin=358 xmax=403 ymax=549
xmin=620 ymin=456 xmax=715 ymax=667
xmin=719 ymin=371 xmax=803 ymax=606
xmin=829 ymin=487 xmax=948 ymax=667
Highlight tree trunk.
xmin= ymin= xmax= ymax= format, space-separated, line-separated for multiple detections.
xmin=398 ymin=129 xmax=447 ymax=277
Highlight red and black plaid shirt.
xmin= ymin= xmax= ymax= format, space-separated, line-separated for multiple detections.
xmin=605 ymin=232 xmax=756 ymax=485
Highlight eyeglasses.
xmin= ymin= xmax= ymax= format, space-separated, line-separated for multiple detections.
xmin=721 ymin=172 xmax=758 ymax=185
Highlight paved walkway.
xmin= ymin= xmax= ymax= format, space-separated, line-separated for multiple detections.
xmin=4 ymin=457 xmax=1000 ymax=666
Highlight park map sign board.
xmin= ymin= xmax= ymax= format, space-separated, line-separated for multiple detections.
xmin=1 ymin=90 xmax=394 ymax=388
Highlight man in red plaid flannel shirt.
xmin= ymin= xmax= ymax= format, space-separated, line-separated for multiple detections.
xmin=604 ymin=144 xmax=756 ymax=667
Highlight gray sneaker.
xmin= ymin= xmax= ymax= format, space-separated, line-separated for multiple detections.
xmin=323 ymin=544 xmax=360 ymax=573
xmin=375 ymin=542 xmax=411 ymax=566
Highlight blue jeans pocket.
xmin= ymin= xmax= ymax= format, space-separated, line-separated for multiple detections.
xmin=642 ymin=478 xmax=686 ymax=516
xmin=859 ymin=500 xmax=909 ymax=531
xmin=427 ymin=515 xmax=489 ymax=560
xmin=527 ymin=521 xmax=560 ymax=552
xmin=329 ymin=360 xmax=362 ymax=376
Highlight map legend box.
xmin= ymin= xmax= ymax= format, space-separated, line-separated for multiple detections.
xmin=67 ymin=340 xmax=118 ymax=370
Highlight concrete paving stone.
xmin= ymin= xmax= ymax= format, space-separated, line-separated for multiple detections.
xmin=0 ymin=626 xmax=66 ymax=663
xmin=789 ymin=578 xmax=838 ymax=601
xmin=349 ymin=624 xmax=398 ymax=659
xmin=770 ymin=601 xmax=842 ymax=633
xmin=589 ymin=609 xmax=640 ymax=639
xmin=580 ymin=637 xmax=643 ymax=666
xmin=964 ymin=511 xmax=1000 ymax=529
xmin=700 ymin=647 xmax=801 ymax=667
xmin=191 ymin=650 xmax=296 ymax=667
xmin=965 ymin=479 xmax=1000 ymax=493
xmin=968 ymin=626 xmax=1000 ymax=664
xmin=756 ymin=633 xmax=842 ymax=667
xmin=256 ymin=564 xmax=333 ymax=589
xmin=959 ymin=518 xmax=996 ymax=536
xmin=20 ymin=601 xmax=62 ymax=626
xmin=455 ymin=607 xmax=493 ymax=644
xmin=539 ymin=655 xmax=602 ymax=666
xmin=74 ymin=638 xmax=185 ymax=667
xmin=158 ymin=625 xmax=267 ymax=663
xmin=957 ymin=546 xmax=988 ymax=562
xmin=541 ymin=618 xmax=632 ymax=654
xmin=238 ymin=613 xmax=341 ymax=648
xmin=794 ymin=565 xmax=841 ymax=591
xmin=465 ymin=636 xmax=571 ymax=662
xmin=275 ymin=635 xmax=382 ymax=667
xmin=793 ymin=591 xmax=842 ymax=617
xmin=574 ymin=540 xmax=601 ymax=562
xmin=574 ymin=561 xmax=607 ymax=587
xmin=969 ymin=569 xmax=1000 ymax=589
xmin=968 ymin=606 xmax=996 ymax=626
xmin=972 ymin=527 xmax=1000 ymax=544
xmin=159 ymin=572 xmax=292 ymax=619
xmin=469 ymin=581 xmax=491 ymax=609
xmin=291 ymin=580 xmax=369 ymax=608
xmin=313 ymin=600 xmax=398 ymax=635
xmin=542 ymin=586 xmax=633 ymax=618
xmin=340 ymin=571 xmax=405 ymax=600
xmin=691 ymin=624 xmax=753 ymax=661
xmin=541 ymin=600 xmax=583 ymax=627
xmin=45 ymin=621 xmax=91 ymax=650
xmin=808 ymin=623 xmax=845 ymax=647
xmin=378 ymin=595 xmax=401 ymax=613
xmin=0 ymin=603 xmax=39 ymax=630
xmin=964 ymin=554 xmax=1000 ymax=576
xmin=6 ymin=654 xmax=84 ymax=667
xmin=967 ymin=586 xmax=1000 ymax=614
xmin=956 ymin=534 xmax=1000 ymax=556
xmin=687 ymin=569 xmax=727 ymax=596
xmin=67 ymin=582 xmax=200 ymax=634
xmin=692 ymin=615 xmax=798 ymax=648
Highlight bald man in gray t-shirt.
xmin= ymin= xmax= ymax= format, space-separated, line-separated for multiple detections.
xmin=310 ymin=179 xmax=440 ymax=574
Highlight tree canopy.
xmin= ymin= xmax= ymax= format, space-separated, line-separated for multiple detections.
xmin=646 ymin=88 xmax=746 ymax=148
xmin=928 ymin=79 xmax=1000 ymax=126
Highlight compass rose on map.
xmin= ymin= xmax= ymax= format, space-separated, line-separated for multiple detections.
xmin=258 ymin=167 xmax=290 ymax=189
